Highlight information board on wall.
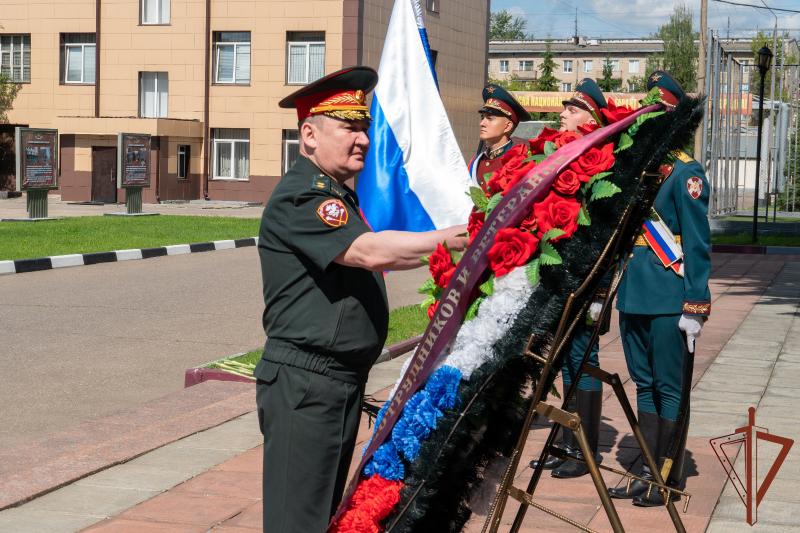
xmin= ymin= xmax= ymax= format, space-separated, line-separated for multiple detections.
xmin=117 ymin=133 xmax=151 ymax=188
xmin=15 ymin=128 xmax=59 ymax=190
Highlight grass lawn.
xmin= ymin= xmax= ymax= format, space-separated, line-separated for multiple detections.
xmin=211 ymin=304 xmax=429 ymax=375
xmin=718 ymin=215 xmax=800 ymax=224
xmin=713 ymin=233 xmax=800 ymax=247
xmin=0 ymin=215 xmax=260 ymax=260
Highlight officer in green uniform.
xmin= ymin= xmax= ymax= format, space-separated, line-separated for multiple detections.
xmin=609 ymin=71 xmax=711 ymax=506
xmin=531 ymin=79 xmax=609 ymax=478
xmin=469 ymin=84 xmax=532 ymax=193
xmin=256 ymin=66 xmax=467 ymax=533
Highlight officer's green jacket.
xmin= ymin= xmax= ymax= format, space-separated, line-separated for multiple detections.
xmin=616 ymin=152 xmax=711 ymax=317
xmin=256 ymin=156 xmax=389 ymax=381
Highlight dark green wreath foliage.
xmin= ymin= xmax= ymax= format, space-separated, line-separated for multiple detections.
xmin=384 ymin=96 xmax=705 ymax=533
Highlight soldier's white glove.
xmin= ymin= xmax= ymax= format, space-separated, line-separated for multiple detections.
xmin=588 ymin=300 xmax=604 ymax=322
xmin=678 ymin=314 xmax=704 ymax=353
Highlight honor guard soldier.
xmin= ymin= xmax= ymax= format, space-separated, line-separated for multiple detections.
xmin=609 ymin=71 xmax=711 ymax=506
xmin=469 ymin=84 xmax=532 ymax=193
xmin=256 ymin=66 xmax=467 ymax=532
xmin=532 ymin=79 xmax=609 ymax=478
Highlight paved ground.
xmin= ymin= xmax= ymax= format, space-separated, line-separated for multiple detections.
xmin=1 ymin=253 xmax=798 ymax=532
xmin=0 ymin=243 xmax=428 ymax=450
xmin=0 ymin=196 xmax=265 ymax=219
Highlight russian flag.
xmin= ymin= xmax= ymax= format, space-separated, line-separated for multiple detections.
xmin=356 ymin=0 xmax=473 ymax=232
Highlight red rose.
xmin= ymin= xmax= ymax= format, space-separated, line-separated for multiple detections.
xmin=600 ymin=98 xmax=636 ymax=124
xmin=487 ymin=228 xmax=540 ymax=277
xmin=428 ymin=243 xmax=455 ymax=288
xmin=553 ymin=169 xmax=584 ymax=196
xmin=519 ymin=206 xmax=538 ymax=232
xmin=577 ymin=122 xmax=601 ymax=135
xmin=569 ymin=143 xmax=615 ymax=177
xmin=529 ymin=127 xmax=560 ymax=154
xmin=533 ymin=191 xmax=581 ymax=242
xmin=439 ymin=266 xmax=456 ymax=288
xmin=487 ymin=148 xmax=535 ymax=196
xmin=467 ymin=209 xmax=485 ymax=242
xmin=427 ymin=300 xmax=439 ymax=319
xmin=554 ymin=131 xmax=581 ymax=148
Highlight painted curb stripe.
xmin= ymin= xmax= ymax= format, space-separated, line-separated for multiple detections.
xmin=165 ymin=244 xmax=191 ymax=256
xmin=116 ymin=249 xmax=144 ymax=261
xmin=141 ymin=247 xmax=168 ymax=259
xmin=14 ymin=258 xmax=53 ymax=273
xmin=83 ymin=252 xmax=118 ymax=265
xmin=189 ymin=242 xmax=215 ymax=253
xmin=0 ymin=261 xmax=16 ymax=275
xmin=213 ymin=240 xmax=236 ymax=250
xmin=50 ymin=254 xmax=84 ymax=269
xmin=234 ymin=238 xmax=256 ymax=248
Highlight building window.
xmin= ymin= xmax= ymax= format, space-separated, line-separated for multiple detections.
xmin=0 ymin=34 xmax=31 ymax=83
xmin=139 ymin=72 xmax=168 ymax=118
xmin=518 ymin=60 xmax=533 ymax=72
xmin=561 ymin=82 xmax=572 ymax=92
xmin=61 ymin=34 xmax=96 ymax=84
xmin=214 ymin=32 xmax=250 ymax=84
xmin=177 ymin=145 xmax=190 ymax=179
xmin=141 ymin=0 xmax=170 ymax=24
xmin=628 ymin=59 xmax=639 ymax=74
xmin=610 ymin=59 xmax=620 ymax=72
xmin=213 ymin=128 xmax=249 ymax=180
xmin=287 ymin=32 xmax=325 ymax=85
xmin=583 ymin=60 xmax=593 ymax=73
xmin=499 ymin=60 xmax=509 ymax=73
xmin=742 ymin=83 xmax=750 ymax=93
xmin=282 ymin=130 xmax=299 ymax=174
xmin=426 ymin=0 xmax=439 ymax=13
xmin=563 ymin=60 xmax=573 ymax=73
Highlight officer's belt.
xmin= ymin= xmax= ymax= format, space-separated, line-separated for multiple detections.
xmin=635 ymin=234 xmax=682 ymax=246
xmin=263 ymin=338 xmax=369 ymax=385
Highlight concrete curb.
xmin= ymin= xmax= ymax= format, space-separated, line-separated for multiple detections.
xmin=712 ymin=244 xmax=800 ymax=255
xmin=0 ymin=237 xmax=258 ymax=276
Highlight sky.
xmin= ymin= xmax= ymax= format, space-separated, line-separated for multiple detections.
xmin=491 ymin=0 xmax=800 ymax=40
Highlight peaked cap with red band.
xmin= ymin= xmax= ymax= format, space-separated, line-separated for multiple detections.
xmin=646 ymin=70 xmax=684 ymax=108
xmin=279 ymin=66 xmax=378 ymax=122
xmin=479 ymin=84 xmax=531 ymax=125
xmin=562 ymin=78 xmax=608 ymax=125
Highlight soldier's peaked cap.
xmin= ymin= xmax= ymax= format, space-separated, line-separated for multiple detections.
xmin=562 ymin=78 xmax=608 ymax=125
xmin=646 ymin=70 xmax=685 ymax=108
xmin=279 ymin=66 xmax=378 ymax=122
xmin=479 ymin=84 xmax=531 ymax=124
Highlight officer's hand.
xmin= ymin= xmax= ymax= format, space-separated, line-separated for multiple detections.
xmin=678 ymin=314 xmax=704 ymax=352
xmin=588 ymin=300 xmax=604 ymax=322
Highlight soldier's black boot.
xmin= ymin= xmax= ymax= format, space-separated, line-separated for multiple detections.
xmin=552 ymin=389 xmax=603 ymax=478
xmin=634 ymin=417 xmax=687 ymax=507
xmin=609 ymin=411 xmax=660 ymax=499
xmin=530 ymin=393 xmax=576 ymax=471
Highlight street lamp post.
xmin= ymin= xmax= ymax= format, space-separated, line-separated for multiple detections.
xmin=753 ymin=45 xmax=773 ymax=243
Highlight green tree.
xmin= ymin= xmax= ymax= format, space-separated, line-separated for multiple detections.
xmin=598 ymin=55 xmax=621 ymax=91
xmin=489 ymin=74 xmax=535 ymax=92
xmin=647 ymin=4 xmax=698 ymax=91
xmin=535 ymin=41 xmax=558 ymax=91
xmin=777 ymin=130 xmax=800 ymax=210
xmin=626 ymin=75 xmax=647 ymax=92
xmin=749 ymin=32 xmax=798 ymax=100
xmin=0 ymin=73 xmax=21 ymax=123
xmin=490 ymin=10 xmax=529 ymax=40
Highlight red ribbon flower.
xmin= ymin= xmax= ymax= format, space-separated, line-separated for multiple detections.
xmin=428 ymin=243 xmax=455 ymax=288
xmin=486 ymin=144 xmax=535 ymax=196
xmin=554 ymin=131 xmax=581 ymax=148
xmin=568 ymin=142 xmax=615 ymax=177
xmin=529 ymin=127 xmax=560 ymax=154
xmin=534 ymin=191 xmax=582 ymax=242
xmin=600 ymin=98 xmax=637 ymax=124
xmin=332 ymin=475 xmax=403 ymax=533
xmin=467 ymin=209 xmax=485 ymax=243
xmin=487 ymin=228 xmax=540 ymax=277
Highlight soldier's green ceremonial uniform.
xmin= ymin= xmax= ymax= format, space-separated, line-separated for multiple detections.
xmin=610 ymin=71 xmax=711 ymax=507
xmin=256 ymin=67 xmax=387 ymax=532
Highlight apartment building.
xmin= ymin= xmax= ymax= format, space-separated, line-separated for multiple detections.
xmin=488 ymin=38 xmax=755 ymax=94
xmin=1 ymin=0 xmax=488 ymax=203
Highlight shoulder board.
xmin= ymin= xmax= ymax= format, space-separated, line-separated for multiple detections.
xmin=675 ymin=150 xmax=694 ymax=164
xmin=311 ymin=175 xmax=331 ymax=193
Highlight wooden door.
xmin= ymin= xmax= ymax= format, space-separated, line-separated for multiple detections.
xmin=91 ymin=146 xmax=117 ymax=203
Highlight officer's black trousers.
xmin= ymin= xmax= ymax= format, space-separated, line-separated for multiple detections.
xmin=257 ymin=363 xmax=363 ymax=532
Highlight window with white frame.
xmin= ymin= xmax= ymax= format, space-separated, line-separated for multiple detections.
xmin=141 ymin=0 xmax=170 ymax=24
xmin=426 ymin=0 xmax=439 ymax=13
xmin=561 ymin=82 xmax=572 ymax=92
xmin=0 ymin=34 xmax=31 ymax=83
xmin=139 ymin=72 xmax=168 ymax=118
xmin=177 ymin=145 xmax=190 ymax=179
xmin=215 ymin=32 xmax=250 ymax=84
xmin=499 ymin=60 xmax=509 ymax=73
xmin=610 ymin=59 xmax=620 ymax=72
xmin=518 ymin=60 xmax=533 ymax=71
xmin=282 ymin=130 xmax=299 ymax=174
xmin=213 ymin=129 xmax=250 ymax=180
xmin=563 ymin=60 xmax=573 ymax=73
xmin=61 ymin=34 xmax=96 ymax=84
xmin=628 ymin=59 xmax=639 ymax=74
xmin=287 ymin=32 xmax=325 ymax=85
xmin=583 ymin=60 xmax=593 ymax=73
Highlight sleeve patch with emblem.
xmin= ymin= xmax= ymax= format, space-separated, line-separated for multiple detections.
xmin=686 ymin=176 xmax=703 ymax=199
xmin=316 ymin=199 xmax=349 ymax=227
